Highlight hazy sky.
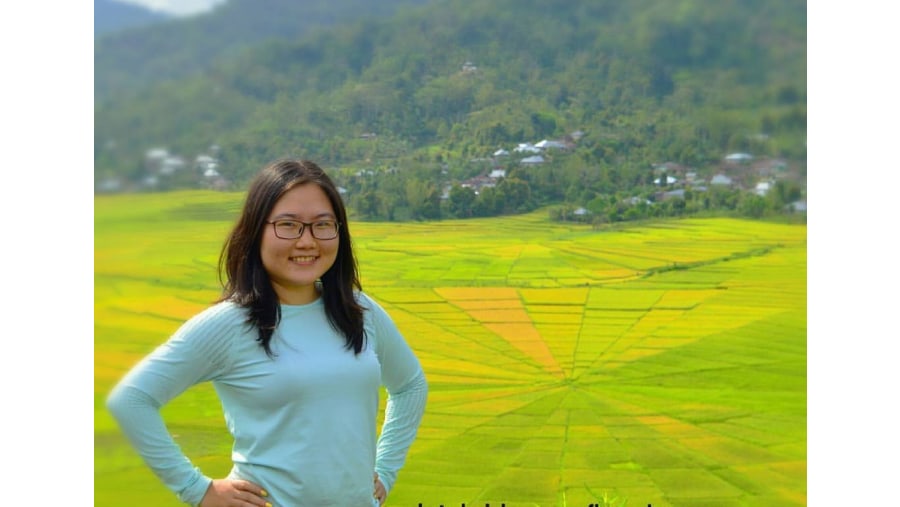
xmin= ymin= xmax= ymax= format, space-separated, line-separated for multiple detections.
xmin=113 ymin=0 xmax=227 ymax=17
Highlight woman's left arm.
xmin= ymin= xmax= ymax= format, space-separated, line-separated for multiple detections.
xmin=366 ymin=296 xmax=428 ymax=495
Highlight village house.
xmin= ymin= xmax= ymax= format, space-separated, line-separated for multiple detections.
xmin=654 ymin=175 xmax=678 ymax=185
xmin=535 ymin=139 xmax=569 ymax=150
xmin=754 ymin=181 xmax=773 ymax=196
xmin=460 ymin=175 xmax=496 ymax=194
xmin=710 ymin=174 xmax=734 ymax=187
xmin=725 ymin=152 xmax=753 ymax=163
xmin=520 ymin=155 xmax=545 ymax=165
xmin=656 ymin=189 xmax=686 ymax=201
xmin=514 ymin=142 xmax=541 ymax=154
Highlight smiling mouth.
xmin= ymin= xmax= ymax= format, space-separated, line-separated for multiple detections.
xmin=290 ymin=255 xmax=317 ymax=263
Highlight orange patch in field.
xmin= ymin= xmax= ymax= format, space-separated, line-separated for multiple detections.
xmin=437 ymin=288 xmax=565 ymax=378
xmin=483 ymin=323 xmax=565 ymax=379
xmin=435 ymin=287 xmax=519 ymax=300
xmin=452 ymin=299 xmax=523 ymax=310
xmin=468 ymin=309 xmax=531 ymax=323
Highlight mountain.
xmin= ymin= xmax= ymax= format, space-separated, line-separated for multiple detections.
xmin=94 ymin=0 xmax=173 ymax=37
xmin=95 ymin=0 xmax=806 ymax=210
xmin=95 ymin=0 xmax=434 ymax=100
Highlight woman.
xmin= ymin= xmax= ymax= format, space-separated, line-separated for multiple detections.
xmin=107 ymin=159 xmax=428 ymax=507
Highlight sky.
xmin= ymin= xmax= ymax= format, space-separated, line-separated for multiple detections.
xmin=113 ymin=0 xmax=227 ymax=17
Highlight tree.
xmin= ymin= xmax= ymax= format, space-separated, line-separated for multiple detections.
xmin=447 ymin=185 xmax=476 ymax=218
xmin=405 ymin=179 xmax=442 ymax=220
xmin=496 ymin=177 xmax=533 ymax=214
xmin=738 ymin=194 xmax=768 ymax=218
xmin=353 ymin=188 xmax=382 ymax=219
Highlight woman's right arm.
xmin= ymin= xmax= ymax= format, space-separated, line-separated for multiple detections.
xmin=105 ymin=304 xmax=240 ymax=506
xmin=106 ymin=382 xmax=213 ymax=505
xmin=105 ymin=386 xmax=271 ymax=507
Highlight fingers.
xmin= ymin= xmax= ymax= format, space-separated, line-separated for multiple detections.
xmin=200 ymin=478 xmax=272 ymax=507
xmin=373 ymin=473 xmax=387 ymax=506
xmin=233 ymin=479 xmax=270 ymax=500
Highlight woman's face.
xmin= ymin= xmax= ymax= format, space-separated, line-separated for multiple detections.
xmin=260 ymin=183 xmax=340 ymax=305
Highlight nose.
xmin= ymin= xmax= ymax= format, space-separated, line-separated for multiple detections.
xmin=293 ymin=225 xmax=316 ymax=245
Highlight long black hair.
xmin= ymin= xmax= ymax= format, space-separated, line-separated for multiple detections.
xmin=218 ymin=159 xmax=365 ymax=356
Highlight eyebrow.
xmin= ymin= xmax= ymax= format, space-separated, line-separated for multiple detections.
xmin=270 ymin=212 xmax=337 ymax=220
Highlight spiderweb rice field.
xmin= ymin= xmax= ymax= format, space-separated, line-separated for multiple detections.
xmin=95 ymin=191 xmax=806 ymax=507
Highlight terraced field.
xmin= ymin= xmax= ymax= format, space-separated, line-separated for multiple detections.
xmin=95 ymin=191 xmax=806 ymax=507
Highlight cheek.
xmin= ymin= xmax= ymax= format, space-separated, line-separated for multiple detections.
xmin=327 ymin=241 xmax=341 ymax=259
xmin=259 ymin=236 xmax=282 ymax=266
xmin=320 ymin=243 xmax=340 ymax=269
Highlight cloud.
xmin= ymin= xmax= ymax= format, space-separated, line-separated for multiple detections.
xmin=113 ymin=0 xmax=227 ymax=17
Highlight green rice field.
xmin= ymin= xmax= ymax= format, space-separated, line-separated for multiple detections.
xmin=95 ymin=190 xmax=807 ymax=507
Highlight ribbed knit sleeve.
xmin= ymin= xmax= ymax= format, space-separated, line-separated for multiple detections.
xmin=106 ymin=385 xmax=212 ymax=505
xmin=374 ymin=370 xmax=427 ymax=493
xmin=362 ymin=293 xmax=428 ymax=494
xmin=105 ymin=302 xmax=243 ymax=506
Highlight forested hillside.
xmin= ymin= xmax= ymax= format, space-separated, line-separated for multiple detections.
xmin=95 ymin=0 xmax=806 ymax=223
xmin=94 ymin=0 xmax=172 ymax=36
xmin=94 ymin=0 xmax=433 ymax=99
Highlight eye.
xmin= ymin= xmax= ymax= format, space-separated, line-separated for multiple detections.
xmin=313 ymin=220 xmax=335 ymax=230
xmin=275 ymin=220 xmax=300 ymax=230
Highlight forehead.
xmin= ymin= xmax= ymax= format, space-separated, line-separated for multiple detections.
xmin=270 ymin=183 xmax=335 ymax=216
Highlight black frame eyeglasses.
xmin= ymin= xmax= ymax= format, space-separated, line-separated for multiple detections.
xmin=267 ymin=219 xmax=341 ymax=240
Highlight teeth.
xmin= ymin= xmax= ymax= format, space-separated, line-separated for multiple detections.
xmin=291 ymin=256 xmax=316 ymax=262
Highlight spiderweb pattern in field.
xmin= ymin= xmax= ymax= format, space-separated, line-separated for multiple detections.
xmin=361 ymin=218 xmax=806 ymax=507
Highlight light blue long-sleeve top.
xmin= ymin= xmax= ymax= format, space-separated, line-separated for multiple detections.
xmin=106 ymin=291 xmax=427 ymax=507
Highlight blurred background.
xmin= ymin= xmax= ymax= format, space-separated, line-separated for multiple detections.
xmin=94 ymin=0 xmax=806 ymax=224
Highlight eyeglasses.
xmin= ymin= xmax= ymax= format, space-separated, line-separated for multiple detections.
xmin=267 ymin=219 xmax=340 ymax=240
